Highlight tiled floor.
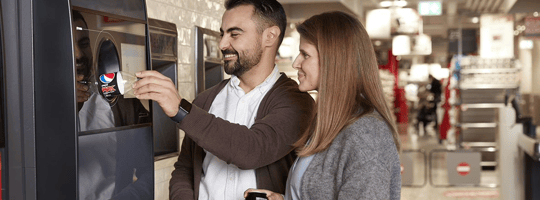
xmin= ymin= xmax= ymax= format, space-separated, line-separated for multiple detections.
xmin=400 ymin=124 xmax=500 ymax=200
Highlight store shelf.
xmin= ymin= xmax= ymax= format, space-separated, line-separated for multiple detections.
xmin=460 ymin=123 xmax=497 ymax=128
xmin=460 ymin=103 xmax=505 ymax=109
xmin=481 ymin=161 xmax=498 ymax=167
xmin=518 ymin=134 xmax=540 ymax=161
xmin=460 ymin=68 xmax=520 ymax=74
xmin=459 ymin=84 xmax=520 ymax=90
xmin=461 ymin=142 xmax=497 ymax=147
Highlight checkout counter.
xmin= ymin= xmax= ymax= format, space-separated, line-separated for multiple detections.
xmin=500 ymin=93 xmax=540 ymax=200
xmin=516 ymin=94 xmax=540 ymax=200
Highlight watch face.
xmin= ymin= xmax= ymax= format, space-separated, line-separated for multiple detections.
xmin=180 ymin=99 xmax=192 ymax=113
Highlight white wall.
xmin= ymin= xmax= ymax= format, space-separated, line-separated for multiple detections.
xmin=145 ymin=0 xmax=225 ymax=199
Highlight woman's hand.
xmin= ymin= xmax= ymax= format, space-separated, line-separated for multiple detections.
xmin=244 ymin=188 xmax=284 ymax=200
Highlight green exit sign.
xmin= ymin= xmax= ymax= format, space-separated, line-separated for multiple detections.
xmin=418 ymin=1 xmax=442 ymax=16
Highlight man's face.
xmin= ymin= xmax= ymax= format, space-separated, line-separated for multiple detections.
xmin=219 ymin=5 xmax=263 ymax=77
xmin=73 ymin=19 xmax=92 ymax=81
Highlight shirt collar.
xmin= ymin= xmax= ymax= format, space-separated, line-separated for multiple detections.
xmin=229 ymin=65 xmax=280 ymax=95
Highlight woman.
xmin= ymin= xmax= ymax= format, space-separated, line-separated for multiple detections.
xmin=244 ymin=11 xmax=401 ymax=199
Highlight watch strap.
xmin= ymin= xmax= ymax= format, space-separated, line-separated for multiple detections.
xmin=170 ymin=99 xmax=192 ymax=123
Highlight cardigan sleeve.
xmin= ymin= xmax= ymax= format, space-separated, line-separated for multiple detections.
xmin=177 ymin=79 xmax=314 ymax=170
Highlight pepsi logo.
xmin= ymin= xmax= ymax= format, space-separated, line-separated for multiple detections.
xmin=100 ymin=73 xmax=115 ymax=84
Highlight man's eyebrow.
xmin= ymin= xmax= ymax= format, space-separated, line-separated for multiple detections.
xmin=225 ymin=27 xmax=243 ymax=33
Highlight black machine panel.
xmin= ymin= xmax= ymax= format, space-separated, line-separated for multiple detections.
xmin=71 ymin=0 xmax=146 ymax=21
xmin=148 ymin=18 xmax=179 ymax=158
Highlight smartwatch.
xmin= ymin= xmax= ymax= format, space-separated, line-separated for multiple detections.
xmin=170 ymin=98 xmax=192 ymax=123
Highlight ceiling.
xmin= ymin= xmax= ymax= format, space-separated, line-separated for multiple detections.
xmin=277 ymin=0 xmax=537 ymax=39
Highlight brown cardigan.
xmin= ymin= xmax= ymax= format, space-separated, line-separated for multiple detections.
xmin=169 ymin=74 xmax=314 ymax=200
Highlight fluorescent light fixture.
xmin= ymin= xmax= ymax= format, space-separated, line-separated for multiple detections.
xmin=380 ymin=0 xmax=407 ymax=7
xmin=520 ymin=40 xmax=533 ymax=49
xmin=418 ymin=1 xmax=442 ymax=16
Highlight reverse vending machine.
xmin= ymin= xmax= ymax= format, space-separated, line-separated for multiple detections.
xmin=1 ymin=0 xmax=178 ymax=199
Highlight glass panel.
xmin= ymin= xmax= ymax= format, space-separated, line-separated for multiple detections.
xmin=78 ymin=127 xmax=154 ymax=200
xmin=72 ymin=10 xmax=150 ymax=133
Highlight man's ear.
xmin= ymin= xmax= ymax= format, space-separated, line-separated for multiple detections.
xmin=263 ymin=26 xmax=280 ymax=47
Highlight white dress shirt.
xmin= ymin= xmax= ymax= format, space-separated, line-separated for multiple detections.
xmin=199 ymin=66 xmax=280 ymax=200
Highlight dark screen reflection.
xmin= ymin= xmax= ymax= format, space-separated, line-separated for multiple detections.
xmin=73 ymin=10 xmax=153 ymax=199
xmin=73 ymin=10 xmax=150 ymax=132
xmin=78 ymin=127 xmax=153 ymax=200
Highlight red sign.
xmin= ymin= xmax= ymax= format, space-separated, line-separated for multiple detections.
xmin=524 ymin=17 xmax=540 ymax=38
xmin=400 ymin=164 xmax=404 ymax=175
xmin=456 ymin=162 xmax=471 ymax=176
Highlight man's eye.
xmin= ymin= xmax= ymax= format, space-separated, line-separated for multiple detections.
xmin=79 ymin=42 xmax=90 ymax=48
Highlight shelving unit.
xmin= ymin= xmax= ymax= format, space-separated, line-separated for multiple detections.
xmin=454 ymin=56 xmax=520 ymax=169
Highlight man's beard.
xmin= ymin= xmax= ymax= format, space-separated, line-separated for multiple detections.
xmin=222 ymin=42 xmax=263 ymax=77
xmin=76 ymin=56 xmax=92 ymax=81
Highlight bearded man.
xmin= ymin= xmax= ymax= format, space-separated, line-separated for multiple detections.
xmin=132 ymin=0 xmax=314 ymax=199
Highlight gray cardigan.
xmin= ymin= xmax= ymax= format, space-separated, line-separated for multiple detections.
xmin=299 ymin=111 xmax=401 ymax=199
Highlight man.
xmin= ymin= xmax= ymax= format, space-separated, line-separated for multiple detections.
xmin=73 ymin=10 xmax=92 ymax=110
xmin=428 ymin=74 xmax=442 ymax=131
xmin=132 ymin=0 xmax=314 ymax=199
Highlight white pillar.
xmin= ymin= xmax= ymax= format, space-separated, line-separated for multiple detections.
xmin=519 ymin=38 xmax=532 ymax=94
xmin=531 ymin=40 xmax=540 ymax=95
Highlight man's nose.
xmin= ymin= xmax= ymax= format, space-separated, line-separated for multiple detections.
xmin=74 ymin=45 xmax=82 ymax=59
xmin=219 ymin=36 xmax=229 ymax=50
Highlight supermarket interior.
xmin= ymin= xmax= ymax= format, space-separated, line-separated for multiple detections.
xmin=1 ymin=0 xmax=540 ymax=199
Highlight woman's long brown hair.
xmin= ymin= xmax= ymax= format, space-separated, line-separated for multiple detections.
xmin=293 ymin=11 xmax=400 ymax=156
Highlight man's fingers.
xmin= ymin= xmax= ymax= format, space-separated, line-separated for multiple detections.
xmin=77 ymin=95 xmax=89 ymax=102
xmin=135 ymin=70 xmax=171 ymax=81
xmin=76 ymin=74 xmax=84 ymax=81
xmin=133 ymin=76 xmax=174 ymax=91
xmin=76 ymin=82 xmax=89 ymax=91
xmin=133 ymin=83 xmax=174 ymax=97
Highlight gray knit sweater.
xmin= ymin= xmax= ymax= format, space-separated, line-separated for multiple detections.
xmin=299 ymin=111 xmax=401 ymax=199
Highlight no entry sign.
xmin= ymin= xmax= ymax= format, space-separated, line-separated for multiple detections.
xmin=457 ymin=162 xmax=471 ymax=176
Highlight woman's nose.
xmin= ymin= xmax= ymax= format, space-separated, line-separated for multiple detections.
xmin=292 ymin=55 xmax=301 ymax=69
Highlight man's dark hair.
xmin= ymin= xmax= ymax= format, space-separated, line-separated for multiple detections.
xmin=72 ymin=10 xmax=88 ymax=27
xmin=225 ymin=0 xmax=287 ymax=46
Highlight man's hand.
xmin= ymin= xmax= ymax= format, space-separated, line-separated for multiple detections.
xmin=244 ymin=188 xmax=284 ymax=200
xmin=133 ymin=70 xmax=181 ymax=117
xmin=76 ymin=74 xmax=90 ymax=103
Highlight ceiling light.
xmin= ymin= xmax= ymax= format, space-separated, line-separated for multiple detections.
xmin=520 ymin=40 xmax=533 ymax=49
xmin=534 ymin=12 xmax=539 ymax=17
xmin=471 ymin=17 xmax=479 ymax=23
xmin=380 ymin=0 xmax=407 ymax=8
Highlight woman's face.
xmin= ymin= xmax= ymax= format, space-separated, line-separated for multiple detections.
xmin=293 ymin=37 xmax=320 ymax=92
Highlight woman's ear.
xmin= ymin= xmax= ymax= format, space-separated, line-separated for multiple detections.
xmin=263 ymin=26 xmax=280 ymax=47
